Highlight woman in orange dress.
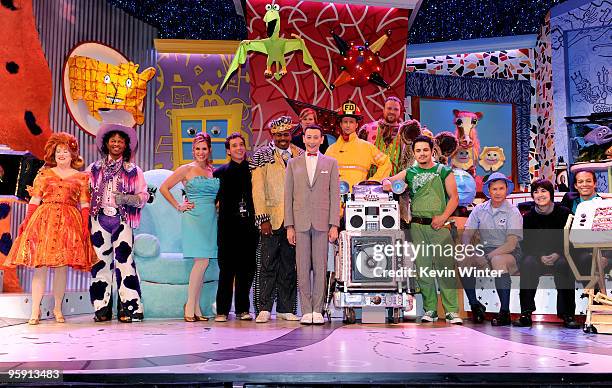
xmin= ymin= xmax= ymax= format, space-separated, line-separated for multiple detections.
xmin=4 ymin=133 xmax=95 ymax=324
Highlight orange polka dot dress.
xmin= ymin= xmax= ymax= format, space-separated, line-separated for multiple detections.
xmin=4 ymin=168 xmax=96 ymax=271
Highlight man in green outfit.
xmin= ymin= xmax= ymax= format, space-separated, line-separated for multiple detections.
xmin=383 ymin=135 xmax=461 ymax=324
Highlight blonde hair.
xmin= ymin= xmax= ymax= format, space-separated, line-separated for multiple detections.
xmin=44 ymin=132 xmax=84 ymax=169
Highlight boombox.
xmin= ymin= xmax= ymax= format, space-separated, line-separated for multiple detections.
xmin=335 ymin=229 xmax=414 ymax=291
xmin=345 ymin=201 xmax=400 ymax=231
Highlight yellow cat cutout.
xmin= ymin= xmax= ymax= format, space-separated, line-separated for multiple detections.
xmin=67 ymin=56 xmax=156 ymax=125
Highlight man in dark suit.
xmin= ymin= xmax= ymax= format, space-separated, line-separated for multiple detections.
xmin=214 ymin=133 xmax=258 ymax=322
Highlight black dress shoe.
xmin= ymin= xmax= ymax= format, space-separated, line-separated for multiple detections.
xmin=563 ymin=315 xmax=580 ymax=329
xmin=512 ymin=313 xmax=532 ymax=327
xmin=470 ymin=302 xmax=486 ymax=324
xmin=491 ymin=311 xmax=511 ymax=326
xmin=93 ymin=307 xmax=112 ymax=322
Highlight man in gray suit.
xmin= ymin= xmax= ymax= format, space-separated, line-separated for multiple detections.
xmin=285 ymin=125 xmax=340 ymax=325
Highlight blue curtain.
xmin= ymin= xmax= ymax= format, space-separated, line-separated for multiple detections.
xmin=406 ymin=72 xmax=531 ymax=184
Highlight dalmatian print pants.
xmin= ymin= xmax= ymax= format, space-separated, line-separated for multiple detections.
xmin=89 ymin=214 xmax=143 ymax=318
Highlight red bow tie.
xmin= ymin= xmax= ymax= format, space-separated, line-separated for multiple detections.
xmin=307 ymin=152 xmax=317 ymax=156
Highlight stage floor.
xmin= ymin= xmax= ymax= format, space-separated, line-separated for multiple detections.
xmin=1 ymin=315 xmax=611 ymax=384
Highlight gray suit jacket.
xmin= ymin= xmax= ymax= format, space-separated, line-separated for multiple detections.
xmin=284 ymin=153 xmax=340 ymax=232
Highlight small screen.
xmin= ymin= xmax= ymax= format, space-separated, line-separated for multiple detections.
xmin=366 ymin=207 xmax=379 ymax=216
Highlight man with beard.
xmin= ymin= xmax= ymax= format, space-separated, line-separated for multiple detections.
xmin=88 ymin=124 xmax=149 ymax=323
xmin=358 ymin=96 xmax=405 ymax=175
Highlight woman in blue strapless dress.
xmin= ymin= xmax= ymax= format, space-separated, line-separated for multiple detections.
xmin=160 ymin=132 xmax=219 ymax=322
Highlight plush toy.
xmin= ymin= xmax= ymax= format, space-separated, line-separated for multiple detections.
xmin=452 ymin=147 xmax=474 ymax=171
xmin=478 ymin=146 xmax=506 ymax=172
xmin=398 ymin=122 xmax=458 ymax=166
xmin=452 ymin=110 xmax=482 ymax=177
xmin=221 ymin=2 xmax=328 ymax=90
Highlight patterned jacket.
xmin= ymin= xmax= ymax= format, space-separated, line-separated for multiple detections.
xmin=88 ymin=159 xmax=149 ymax=229
xmin=250 ymin=142 xmax=304 ymax=230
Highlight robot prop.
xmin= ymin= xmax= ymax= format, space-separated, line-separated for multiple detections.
xmin=332 ymin=180 xmax=416 ymax=324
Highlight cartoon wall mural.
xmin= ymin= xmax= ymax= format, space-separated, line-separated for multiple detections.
xmin=244 ymin=0 xmax=409 ymax=133
xmin=155 ymin=53 xmax=252 ymax=170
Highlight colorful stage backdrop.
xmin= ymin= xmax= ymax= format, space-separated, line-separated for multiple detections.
xmin=245 ymin=0 xmax=409 ymax=134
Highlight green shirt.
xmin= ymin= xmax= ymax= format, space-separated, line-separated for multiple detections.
xmin=404 ymin=163 xmax=452 ymax=217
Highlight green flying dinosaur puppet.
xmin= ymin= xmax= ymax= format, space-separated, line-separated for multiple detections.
xmin=221 ymin=2 xmax=330 ymax=90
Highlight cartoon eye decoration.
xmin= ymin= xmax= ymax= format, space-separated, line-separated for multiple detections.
xmin=265 ymin=4 xmax=272 ymax=10
xmin=126 ymin=78 xmax=133 ymax=88
xmin=103 ymin=74 xmax=111 ymax=84
xmin=273 ymin=4 xmax=280 ymax=10
xmin=187 ymin=127 xmax=197 ymax=136
xmin=455 ymin=119 xmax=462 ymax=126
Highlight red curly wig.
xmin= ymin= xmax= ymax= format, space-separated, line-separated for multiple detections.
xmin=43 ymin=132 xmax=84 ymax=169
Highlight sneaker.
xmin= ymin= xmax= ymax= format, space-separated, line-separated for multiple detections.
xmin=312 ymin=312 xmax=325 ymax=325
xmin=214 ymin=314 xmax=228 ymax=322
xmin=255 ymin=311 xmax=271 ymax=323
xmin=300 ymin=313 xmax=313 ymax=325
xmin=420 ymin=310 xmax=438 ymax=322
xmin=445 ymin=312 xmax=463 ymax=325
xmin=277 ymin=312 xmax=300 ymax=321
xmin=238 ymin=312 xmax=253 ymax=321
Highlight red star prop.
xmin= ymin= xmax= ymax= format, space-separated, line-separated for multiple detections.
xmin=330 ymin=30 xmax=392 ymax=90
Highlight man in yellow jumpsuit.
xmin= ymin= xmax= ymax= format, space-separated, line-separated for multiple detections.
xmin=325 ymin=100 xmax=392 ymax=191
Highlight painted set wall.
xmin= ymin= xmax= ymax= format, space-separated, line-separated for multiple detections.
xmin=406 ymin=49 xmax=540 ymax=183
xmin=154 ymin=53 xmax=251 ymax=170
xmin=550 ymin=0 xmax=612 ymax=162
xmin=245 ymin=0 xmax=410 ymax=135
xmin=533 ymin=12 xmax=557 ymax=183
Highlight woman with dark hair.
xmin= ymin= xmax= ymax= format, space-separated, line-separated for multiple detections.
xmin=513 ymin=179 xmax=580 ymax=328
xmin=5 ymin=132 xmax=95 ymax=324
xmin=160 ymin=132 xmax=220 ymax=322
